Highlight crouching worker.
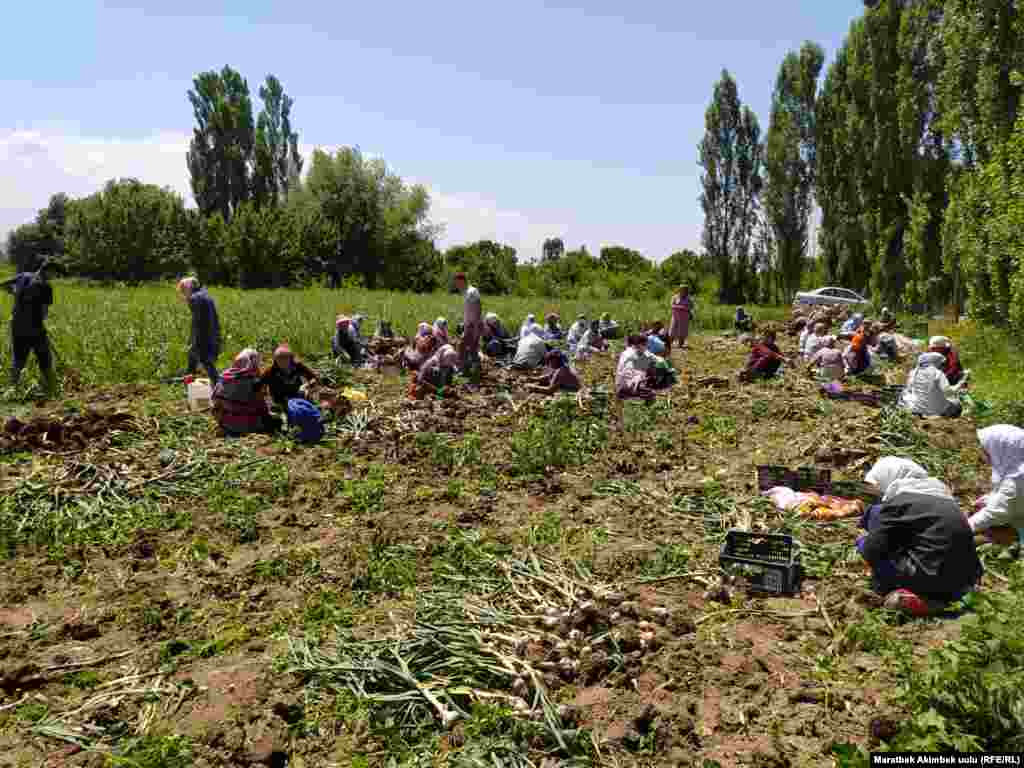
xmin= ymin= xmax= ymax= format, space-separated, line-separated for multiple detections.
xmin=899 ymin=353 xmax=961 ymax=418
xmin=402 ymin=323 xmax=438 ymax=370
xmin=969 ymin=425 xmax=1024 ymax=548
xmin=213 ymin=349 xmax=282 ymax=437
xmin=285 ymin=398 xmax=324 ymax=444
xmin=261 ymin=344 xmax=318 ymax=411
xmin=527 ymin=350 xmax=580 ymax=395
xmin=859 ymin=457 xmax=981 ymax=616
xmin=808 ymin=337 xmax=844 ymax=382
xmin=616 ymin=335 xmax=658 ymax=402
xmin=408 ymin=344 xmax=459 ymax=399
xmin=332 ymin=316 xmax=365 ymax=365
xmin=739 ymin=330 xmax=784 ymax=382
xmin=511 ymin=327 xmax=549 ymax=370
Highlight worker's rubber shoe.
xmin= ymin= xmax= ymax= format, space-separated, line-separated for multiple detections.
xmin=882 ymin=589 xmax=935 ymax=618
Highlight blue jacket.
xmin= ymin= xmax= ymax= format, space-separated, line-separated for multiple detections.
xmin=189 ymin=288 xmax=221 ymax=360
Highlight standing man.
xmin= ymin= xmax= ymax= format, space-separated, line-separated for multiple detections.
xmin=453 ymin=272 xmax=482 ymax=380
xmin=177 ymin=277 xmax=221 ymax=384
xmin=4 ymin=257 xmax=55 ymax=390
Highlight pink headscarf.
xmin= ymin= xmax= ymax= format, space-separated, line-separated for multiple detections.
xmin=336 ymin=315 xmax=351 ymax=330
xmin=176 ymin=276 xmax=199 ymax=299
xmin=233 ymin=348 xmax=261 ymax=371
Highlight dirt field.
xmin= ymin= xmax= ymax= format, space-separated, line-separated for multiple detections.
xmin=0 ymin=329 xmax=1010 ymax=767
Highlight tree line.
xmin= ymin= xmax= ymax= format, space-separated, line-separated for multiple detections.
xmin=699 ymin=0 xmax=1024 ymax=331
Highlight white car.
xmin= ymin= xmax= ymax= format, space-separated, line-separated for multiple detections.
xmin=793 ymin=287 xmax=869 ymax=307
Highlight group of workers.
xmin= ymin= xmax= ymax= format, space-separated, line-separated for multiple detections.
xmin=736 ymin=303 xmax=971 ymax=421
xmin=860 ymin=423 xmax=1024 ymax=615
xmin=7 ymin=260 xmax=1024 ymax=617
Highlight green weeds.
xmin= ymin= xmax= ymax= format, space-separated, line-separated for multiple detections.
xmin=510 ymin=396 xmax=607 ymax=476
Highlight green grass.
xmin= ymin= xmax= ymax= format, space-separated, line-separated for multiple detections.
xmin=0 ymin=277 xmax=787 ymax=396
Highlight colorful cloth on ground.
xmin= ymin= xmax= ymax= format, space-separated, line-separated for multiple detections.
xmin=768 ymin=488 xmax=864 ymax=520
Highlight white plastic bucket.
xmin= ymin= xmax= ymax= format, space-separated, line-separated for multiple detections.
xmin=187 ymin=378 xmax=212 ymax=411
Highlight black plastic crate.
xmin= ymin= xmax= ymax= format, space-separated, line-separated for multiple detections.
xmin=719 ymin=530 xmax=803 ymax=595
xmin=756 ymin=465 xmax=793 ymax=492
xmin=794 ymin=466 xmax=832 ymax=493
xmin=756 ymin=465 xmax=830 ymax=493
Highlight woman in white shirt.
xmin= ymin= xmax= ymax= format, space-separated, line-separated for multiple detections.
xmin=969 ymin=425 xmax=1024 ymax=547
xmin=899 ymin=353 xmax=961 ymax=418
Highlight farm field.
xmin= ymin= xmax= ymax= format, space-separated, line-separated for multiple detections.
xmin=0 ymin=282 xmax=1022 ymax=767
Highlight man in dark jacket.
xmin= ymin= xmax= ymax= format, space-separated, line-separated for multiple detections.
xmin=4 ymin=257 xmax=55 ymax=389
xmin=177 ymin=277 xmax=221 ymax=383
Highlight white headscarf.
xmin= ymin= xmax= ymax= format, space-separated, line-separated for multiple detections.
xmin=978 ymin=425 xmax=1024 ymax=485
xmin=916 ymin=352 xmax=947 ymax=369
xmin=864 ymin=457 xmax=953 ymax=503
xmin=929 ymin=336 xmax=952 ymax=350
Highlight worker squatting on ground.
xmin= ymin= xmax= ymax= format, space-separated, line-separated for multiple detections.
xmin=859 ymin=457 xmax=982 ymax=617
xmin=3 ymin=257 xmax=55 ymax=390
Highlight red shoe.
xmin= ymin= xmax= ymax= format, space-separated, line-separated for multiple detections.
xmin=883 ymin=589 xmax=934 ymax=617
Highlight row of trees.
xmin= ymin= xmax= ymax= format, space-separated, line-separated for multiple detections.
xmin=700 ymin=0 xmax=1024 ymax=330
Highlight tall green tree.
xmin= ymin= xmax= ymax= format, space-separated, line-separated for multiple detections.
xmin=698 ymin=70 xmax=764 ymax=303
xmin=764 ymin=42 xmax=824 ymax=301
xmin=255 ymin=75 xmax=303 ymax=206
xmin=815 ymin=1 xmax=948 ymax=308
xmin=295 ymin=148 xmax=437 ymax=290
xmin=187 ymin=66 xmax=256 ymax=222
xmin=938 ymin=0 xmax=1024 ymax=325
xmin=64 ymin=179 xmax=189 ymax=281
xmin=542 ymin=237 xmax=565 ymax=263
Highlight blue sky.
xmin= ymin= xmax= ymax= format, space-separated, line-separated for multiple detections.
xmin=1 ymin=0 xmax=861 ymax=262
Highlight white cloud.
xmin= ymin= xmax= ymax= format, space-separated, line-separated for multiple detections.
xmin=0 ymin=129 xmax=559 ymax=260
xmin=0 ymin=130 xmax=700 ymax=262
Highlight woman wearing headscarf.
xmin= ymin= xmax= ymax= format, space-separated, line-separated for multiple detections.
xmin=409 ymin=344 xmax=459 ymax=399
xmin=840 ymin=312 xmax=864 ymax=340
xmin=566 ymin=314 xmax=588 ymax=351
xmin=802 ymin=322 xmax=832 ymax=359
xmin=527 ymin=350 xmax=581 ymax=395
xmin=518 ymin=314 xmax=542 ymax=339
xmin=482 ymin=313 xmax=511 ymax=357
xmin=544 ymin=313 xmax=564 ymax=340
xmin=178 ymin=276 xmax=221 ymax=384
xmin=260 ymin=344 xmax=318 ymax=411
xmin=511 ymin=325 xmax=549 ymax=370
xmin=899 ymin=352 xmax=961 ymax=418
xmin=212 ymin=349 xmax=282 ymax=436
xmin=577 ymin=319 xmax=608 ymax=356
xmin=598 ymin=312 xmax=620 ymax=339
xmin=432 ymin=317 xmax=450 ymax=347
xmin=453 ymin=272 xmax=482 ymax=374
xmin=857 ymin=457 xmax=981 ymax=615
xmin=739 ymin=330 xmax=785 ymax=382
xmin=808 ymin=336 xmax=844 ymax=382
xmin=843 ymin=323 xmax=873 ymax=376
xmin=928 ymin=336 xmax=965 ymax=387
xmin=969 ymin=425 xmax=1024 ymax=547
xmin=667 ymin=285 xmax=693 ymax=355
xmin=615 ymin=335 xmax=658 ymax=401
xmin=332 ymin=316 xmax=365 ymax=365
xmin=401 ymin=323 xmax=438 ymax=371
